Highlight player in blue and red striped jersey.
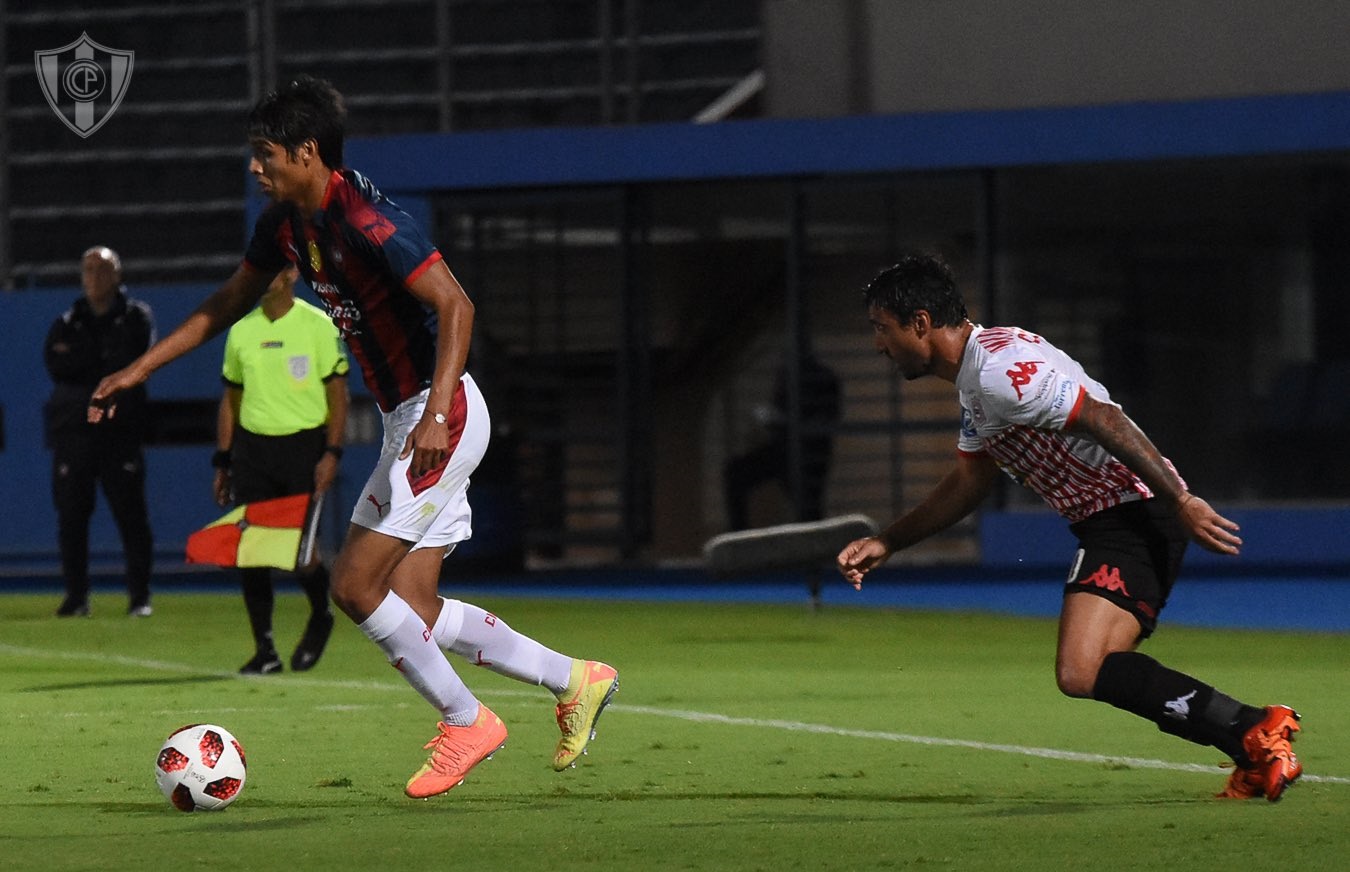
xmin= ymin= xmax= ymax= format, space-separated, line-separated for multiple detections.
xmin=89 ymin=75 xmax=618 ymax=798
xmin=837 ymin=252 xmax=1302 ymax=802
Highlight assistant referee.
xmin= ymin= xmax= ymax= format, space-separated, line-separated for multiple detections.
xmin=213 ymin=265 xmax=349 ymax=674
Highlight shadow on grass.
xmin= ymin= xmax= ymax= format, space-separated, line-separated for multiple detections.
xmin=588 ymin=790 xmax=988 ymax=804
xmin=7 ymin=798 xmax=388 ymax=818
xmin=88 ymin=802 xmax=338 ymax=828
xmin=409 ymin=788 xmax=1011 ymax=810
xmin=437 ymin=787 xmax=1213 ymax=816
xmin=22 ymin=675 xmax=230 ymax=692
xmin=13 ymin=788 xmax=1212 ymax=823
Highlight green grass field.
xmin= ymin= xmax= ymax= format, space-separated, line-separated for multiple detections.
xmin=2 ymin=590 xmax=1346 ymax=871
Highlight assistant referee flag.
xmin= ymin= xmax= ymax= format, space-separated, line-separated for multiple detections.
xmin=185 ymin=493 xmax=323 ymax=571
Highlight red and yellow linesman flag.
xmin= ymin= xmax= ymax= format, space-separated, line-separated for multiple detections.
xmin=185 ymin=493 xmax=324 ymax=570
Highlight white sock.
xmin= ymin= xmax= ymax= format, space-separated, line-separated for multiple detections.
xmin=432 ymin=597 xmax=573 ymax=695
xmin=358 ymin=591 xmax=480 ymax=725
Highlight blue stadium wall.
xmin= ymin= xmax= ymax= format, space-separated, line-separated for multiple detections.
xmin=5 ymin=91 xmax=1350 ymax=575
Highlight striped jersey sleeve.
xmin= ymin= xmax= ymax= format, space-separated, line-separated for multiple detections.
xmin=955 ymin=326 xmax=1177 ymax=522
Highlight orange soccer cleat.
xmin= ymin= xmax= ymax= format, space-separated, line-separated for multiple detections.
xmin=404 ymin=704 xmax=508 ymax=799
xmin=1216 ymin=765 xmax=1264 ymax=800
xmin=1234 ymin=705 xmax=1303 ymax=802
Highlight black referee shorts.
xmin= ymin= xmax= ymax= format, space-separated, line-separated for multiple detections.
xmin=1062 ymin=498 xmax=1189 ymax=638
xmin=231 ymin=426 xmax=326 ymax=504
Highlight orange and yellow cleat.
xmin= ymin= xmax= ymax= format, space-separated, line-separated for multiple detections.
xmin=553 ymin=660 xmax=619 ymax=771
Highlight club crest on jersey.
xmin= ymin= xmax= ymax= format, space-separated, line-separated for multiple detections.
xmin=288 ymin=355 xmax=310 ymax=381
xmin=307 ymin=240 xmax=323 ymax=273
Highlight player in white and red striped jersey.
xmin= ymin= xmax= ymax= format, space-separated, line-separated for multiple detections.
xmin=954 ymin=324 xmax=1186 ymax=523
xmin=837 ymin=253 xmax=1302 ymax=801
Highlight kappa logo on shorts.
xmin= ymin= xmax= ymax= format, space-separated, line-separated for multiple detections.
xmin=1078 ymin=563 xmax=1130 ymax=596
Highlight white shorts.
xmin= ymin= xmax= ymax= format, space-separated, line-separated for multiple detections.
xmin=349 ymin=374 xmax=490 ymax=552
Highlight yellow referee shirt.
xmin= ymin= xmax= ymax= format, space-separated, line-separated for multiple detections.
xmin=222 ymin=298 xmax=349 ymax=436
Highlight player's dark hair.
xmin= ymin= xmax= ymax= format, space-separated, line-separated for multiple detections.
xmin=862 ymin=253 xmax=968 ymax=327
xmin=247 ymin=75 xmax=346 ymax=168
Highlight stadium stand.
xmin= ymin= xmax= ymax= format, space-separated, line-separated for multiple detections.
xmin=3 ymin=0 xmax=762 ymax=287
xmin=4 ymin=2 xmax=1347 ymax=573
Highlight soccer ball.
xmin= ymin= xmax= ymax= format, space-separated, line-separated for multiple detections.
xmin=154 ymin=723 xmax=248 ymax=812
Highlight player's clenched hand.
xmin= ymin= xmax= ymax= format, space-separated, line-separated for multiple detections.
xmin=836 ymin=536 xmax=891 ymax=591
xmin=400 ymin=412 xmax=451 ymax=479
xmin=1177 ymin=493 xmax=1242 ymax=556
xmin=87 ymin=364 xmax=147 ymax=423
xmin=212 ymin=469 xmax=233 ymax=507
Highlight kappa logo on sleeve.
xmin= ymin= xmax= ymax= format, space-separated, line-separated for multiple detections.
xmin=1005 ymin=360 xmax=1042 ymax=400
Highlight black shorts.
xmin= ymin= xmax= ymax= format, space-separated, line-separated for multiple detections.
xmin=231 ymin=426 xmax=326 ymax=504
xmin=1062 ymin=498 xmax=1188 ymax=638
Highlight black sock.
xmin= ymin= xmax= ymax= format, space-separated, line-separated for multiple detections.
xmin=1092 ymin=651 xmax=1263 ymax=764
xmin=297 ymin=564 xmax=332 ymax=619
xmin=240 ymin=568 xmax=276 ymax=654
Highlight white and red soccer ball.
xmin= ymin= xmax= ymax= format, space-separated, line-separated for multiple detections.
xmin=155 ymin=724 xmax=247 ymax=811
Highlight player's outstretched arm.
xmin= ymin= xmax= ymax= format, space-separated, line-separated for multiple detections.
xmin=89 ymin=264 xmax=273 ymax=422
xmin=1067 ymin=392 xmax=1242 ymax=555
xmin=837 ymin=452 xmax=998 ymax=589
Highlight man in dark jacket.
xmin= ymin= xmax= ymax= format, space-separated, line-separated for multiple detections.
xmin=724 ymin=350 xmax=842 ymax=530
xmin=44 ymin=246 xmax=156 ymax=617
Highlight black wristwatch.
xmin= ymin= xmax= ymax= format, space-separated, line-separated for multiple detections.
xmin=324 ymin=445 xmax=344 ymax=461
xmin=211 ymin=449 xmax=232 ymax=470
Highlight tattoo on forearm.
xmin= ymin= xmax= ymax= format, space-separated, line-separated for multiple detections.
xmin=1085 ymin=403 xmax=1183 ymax=501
